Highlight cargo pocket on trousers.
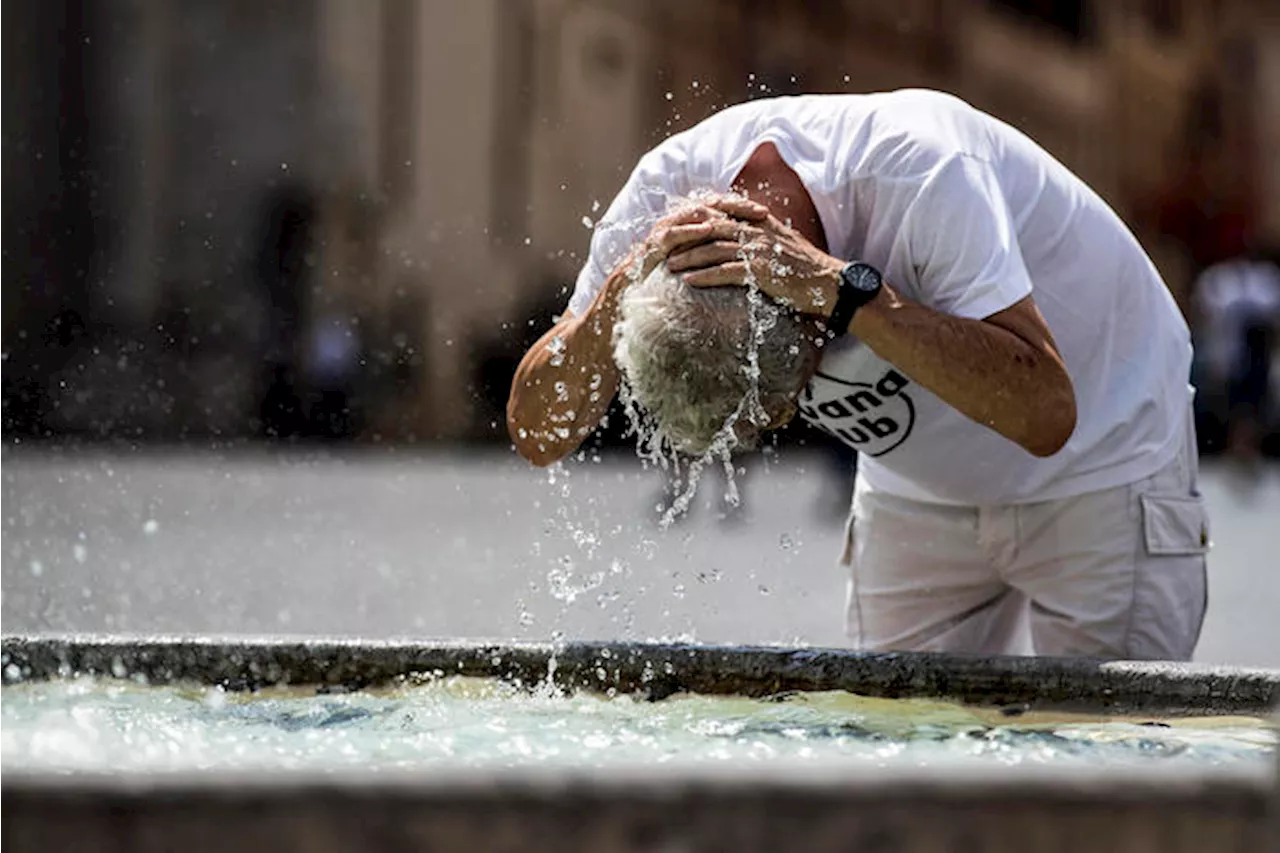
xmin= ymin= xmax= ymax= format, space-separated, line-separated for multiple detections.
xmin=1140 ymin=494 xmax=1210 ymax=556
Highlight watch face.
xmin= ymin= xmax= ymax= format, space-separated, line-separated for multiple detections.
xmin=843 ymin=262 xmax=881 ymax=293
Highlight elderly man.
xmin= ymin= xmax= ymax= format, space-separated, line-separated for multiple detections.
xmin=507 ymin=90 xmax=1208 ymax=660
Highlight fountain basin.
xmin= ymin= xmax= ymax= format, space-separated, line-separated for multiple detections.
xmin=3 ymin=635 xmax=1278 ymax=852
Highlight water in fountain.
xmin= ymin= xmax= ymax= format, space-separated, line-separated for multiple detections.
xmin=3 ymin=675 xmax=1273 ymax=773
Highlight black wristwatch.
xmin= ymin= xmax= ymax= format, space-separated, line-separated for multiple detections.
xmin=827 ymin=261 xmax=883 ymax=337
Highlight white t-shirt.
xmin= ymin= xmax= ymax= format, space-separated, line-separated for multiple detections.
xmin=568 ymin=90 xmax=1193 ymax=505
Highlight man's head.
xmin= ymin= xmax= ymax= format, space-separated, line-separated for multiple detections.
xmin=613 ymin=261 xmax=823 ymax=456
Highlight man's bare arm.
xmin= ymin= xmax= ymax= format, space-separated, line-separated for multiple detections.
xmin=673 ymin=209 xmax=1077 ymax=458
xmin=848 ymin=287 xmax=1076 ymax=457
xmin=506 ymin=280 xmax=625 ymax=467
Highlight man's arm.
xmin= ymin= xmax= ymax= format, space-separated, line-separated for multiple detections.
xmin=506 ymin=271 xmax=626 ymax=467
xmin=672 ymin=209 xmax=1077 ymax=458
xmin=846 ymin=286 xmax=1076 ymax=457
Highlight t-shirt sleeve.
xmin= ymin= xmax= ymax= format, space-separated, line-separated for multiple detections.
xmin=566 ymin=167 xmax=671 ymax=317
xmin=903 ymin=155 xmax=1034 ymax=320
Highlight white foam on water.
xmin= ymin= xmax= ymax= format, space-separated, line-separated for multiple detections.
xmin=2 ymin=678 xmax=1273 ymax=774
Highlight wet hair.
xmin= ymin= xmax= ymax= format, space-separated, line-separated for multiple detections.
xmin=613 ymin=262 xmax=820 ymax=455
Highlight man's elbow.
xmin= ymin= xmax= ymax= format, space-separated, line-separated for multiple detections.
xmin=506 ymin=408 xmax=579 ymax=467
xmin=521 ymin=447 xmax=560 ymax=468
xmin=1024 ymin=376 xmax=1077 ymax=458
xmin=506 ymin=415 xmax=557 ymax=467
xmin=510 ymin=432 xmax=560 ymax=467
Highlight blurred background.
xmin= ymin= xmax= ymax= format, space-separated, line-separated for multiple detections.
xmin=4 ymin=0 xmax=1280 ymax=665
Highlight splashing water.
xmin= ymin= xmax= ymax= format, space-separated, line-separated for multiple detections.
xmin=3 ymin=677 xmax=1272 ymax=774
xmin=547 ymin=556 xmax=605 ymax=604
xmin=532 ymin=460 xmax=637 ymax=632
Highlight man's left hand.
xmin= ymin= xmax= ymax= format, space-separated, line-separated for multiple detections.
xmin=664 ymin=200 xmax=844 ymax=317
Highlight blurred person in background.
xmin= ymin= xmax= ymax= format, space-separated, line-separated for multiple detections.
xmin=254 ymin=184 xmax=318 ymax=440
xmin=508 ymin=90 xmax=1207 ymax=661
xmin=1192 ymin=251 xmax=1280 ymax=482
xmin=303 ymin=311 xmax=365 ymax=440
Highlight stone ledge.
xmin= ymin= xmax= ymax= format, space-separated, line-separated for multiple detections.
xmin=2 ymin=775 xmax=1273 ymax=853
xmin=4 ymin=633 xmax=1279 ymax=715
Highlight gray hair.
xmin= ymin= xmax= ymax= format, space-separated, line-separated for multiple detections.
xmin=613 ymin=263 xmax=820 ymax=456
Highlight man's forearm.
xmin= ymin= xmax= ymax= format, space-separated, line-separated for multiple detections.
xmin=506 ymin=271 xmax=627 ymax=466
xmin=849 ymin=284 xmax=1077 ymax=457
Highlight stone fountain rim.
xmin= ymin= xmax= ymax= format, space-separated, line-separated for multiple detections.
xmin=4 ymin=633 xmax=1278 ymax=716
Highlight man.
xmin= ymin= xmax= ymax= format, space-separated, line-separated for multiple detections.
xmin=507 ymin=89 xmax=1208 ymax=660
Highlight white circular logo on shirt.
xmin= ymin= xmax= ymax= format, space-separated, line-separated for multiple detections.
xmin=798 ymin=366 xmax=916 ymax=457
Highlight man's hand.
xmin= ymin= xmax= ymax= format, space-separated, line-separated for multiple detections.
xmin=664 ymin=199 xmax=844 ymax=316
xmin=637 ymin=197 xmax=768 ymax=280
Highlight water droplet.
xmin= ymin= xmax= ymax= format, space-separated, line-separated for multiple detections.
xmin=757 ymin=584 xmax=771 ymax=595
xmin=664 ymin=91 xmax=673 ymax=100
xmin=29 ymin=560 xmax=43 ymax=577
xmin=547 ymin=334 xmax=566 ymax=366
xmin=142 ymin=519 xmax=159 ymax=535
xmin=72 ymin=544 xmax=88 ymax=564
xmin=779 ymin=533 xmax=794 ymax=551
xmin=581 ymin=215 xmax=594 ymax=229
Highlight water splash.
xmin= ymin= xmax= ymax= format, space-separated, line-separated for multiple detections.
xmin=5 ymin=678 xmax=1272 ymax=773
xmin=547 ymin=556 xmax=605 ymax=604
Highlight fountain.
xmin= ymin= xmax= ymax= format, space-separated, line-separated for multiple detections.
xmin=3 ymin=634 xmax=1277 ymax=852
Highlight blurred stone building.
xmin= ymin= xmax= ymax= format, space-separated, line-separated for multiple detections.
xmin=4 ymin=0 xmax=1279 ymax=442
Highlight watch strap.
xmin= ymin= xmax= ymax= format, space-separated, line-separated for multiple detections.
xmin=827 ymin=262 xmax=881 ymax=337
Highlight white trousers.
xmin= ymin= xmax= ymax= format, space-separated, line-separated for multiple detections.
xmin=843 ymin=430 xmax=1210 ymax=660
